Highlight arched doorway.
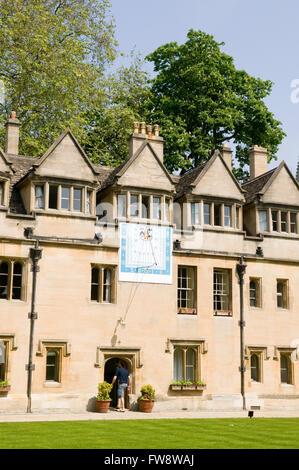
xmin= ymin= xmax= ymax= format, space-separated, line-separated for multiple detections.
xmin=104 ymin=357 xmax=131 ymax=408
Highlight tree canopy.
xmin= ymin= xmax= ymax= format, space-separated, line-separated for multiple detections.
xmin=0 ymin=0 xmax=116 ymax=156
xmin=144 ymin=29 xmax=285 ymax=178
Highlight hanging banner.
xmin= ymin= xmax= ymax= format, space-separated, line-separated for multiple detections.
xmin=119 ymin=223 xmax=172 ymax=284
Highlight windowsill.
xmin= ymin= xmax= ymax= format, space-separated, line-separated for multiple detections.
xmin=89 ymin=301 xmax=115 ymax=306
xmin=43 ymin=381 xmax=61 ymax=388
xmin=177 ymin=308 xmax=197 ymax=315
xmin=0 ymin=298 xmax=26 ymax=304
xmin=34 ymin=209 xmax=96 ymax=220
xmin=213 ymin=311 xmax=232 ymax=317
xmin=249 ymin=306 xmax=262 ymax=310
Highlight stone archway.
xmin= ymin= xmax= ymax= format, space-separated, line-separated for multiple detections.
xmin=104 ymin=356 xmax=131 ymax=408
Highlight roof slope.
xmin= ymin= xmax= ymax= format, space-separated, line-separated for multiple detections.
xmin=242 ymin=168 xmax=277 ymax=204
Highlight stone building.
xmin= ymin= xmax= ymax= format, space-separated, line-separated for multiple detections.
xmin=1 ymin=113 xmax=299 ymax=413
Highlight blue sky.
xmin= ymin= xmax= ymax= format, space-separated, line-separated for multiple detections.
xmin=110 ymin=0 xmax=299 ymax=176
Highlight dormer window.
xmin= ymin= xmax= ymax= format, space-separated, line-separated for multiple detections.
xmin=141 ymin=195 xmax=150 ymax=219
xmin=290 ymin=213 xmax=297 ymax=233
xmin=204 ymin=203 xmax=211 ymax=224
xmin=34 ymin=183 xmax=93 ymax=215
xmin=214 ymin=204 xmax=221 ymax=226
xmin=258 ymin=210 xmax=267 ymax=231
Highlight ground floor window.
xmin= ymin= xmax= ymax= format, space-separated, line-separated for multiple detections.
xmin=280 ymin=353 xmax=293 ymax=385
xmin=46 ymin=348 xmax=61 ymax=382
xmin=250 ymin=353 xmax=261 ymax=382
xmin=173 ymin=346 xmax=199 ymax=382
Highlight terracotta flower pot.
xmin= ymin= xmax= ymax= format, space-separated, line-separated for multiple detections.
xmin=96 ymin=399 xmax=111 ymax=413
xmin=139 ymin=399 xmax=154 ymax=413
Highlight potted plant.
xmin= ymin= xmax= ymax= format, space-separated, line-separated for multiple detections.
xmin=138 ymin=385 xmax=155 ymax=413
xmin=0 ymin=380 xmax=11 ymax=393
xmin=96 ymin=381 xmax=112 ymax=413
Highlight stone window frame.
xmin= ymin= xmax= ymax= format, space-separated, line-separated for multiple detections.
xmin=276 ymin=278 xmax=289 ymax=309
xmin=249 ymin=277 xmax=262 ymax=309
xmin=114 ymin=190 xmax=172 ymax=224
xmin=273 ymin=346 xmax=296 ymax=386
xmin=90 ymin=264 xmax=117 ymax=304
xmin=177 ymin=265 xmax=197 ymax=315
xmin=0 ymin=334 xmax=18 ymax=384
xmin=36 ymin=340 xmax=71 ymax=386
xmin=245 ymin=346 xmax=270 ymax=384
xmin=213 ymin=268 xmax=232 ymax=316
xmin=0 ymin=176 xmax=10 ymax=208
xmin=0 ymin=258 xmax=28 ymax=302
xmin=32 ymin=181 xmax=95 ymax=215
xmin=166 ymin=338 xmax=208 ymax=385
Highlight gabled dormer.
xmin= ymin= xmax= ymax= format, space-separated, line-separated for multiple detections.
xmin=16 ymin=129 xmax=99 ymax=217
xmin=97 ymin=122 xmax=176 ymax=225
xmin=175 ymin=146 xmax=245 ymax=230
xmin=242 ymin=146 xmax=299 ymax=236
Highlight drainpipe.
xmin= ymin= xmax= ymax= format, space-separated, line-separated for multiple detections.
xmin=26 ymin=239 xmax=42 ymax=413
xmin=236 ymin=256 xmax=247 ymax=410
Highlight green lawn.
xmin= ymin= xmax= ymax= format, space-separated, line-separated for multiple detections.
xmin=0 ymin=418 xmax=299 ymax=449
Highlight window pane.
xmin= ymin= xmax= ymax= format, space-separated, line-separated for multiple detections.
xmin=153 ymin=197 xmax=161 ymax=219
xmin=251 ymin=354 xmax=259 ymax=382
xmin=103 ymin=268 xmax=112 ymax=303
xmin=204 ymin=203 xmax=211 ymax=224
xmin=91 ymin=267 xmax=99 ymax=301
xmin=214 ymin=270 xmax=230 ymax=310
xmin=290 ymin=213 xmax=297 ymax=233
xmin=141 ymin=196 xmax=150 ymax=219
xmin=214 ymin=204 xmax=221 ymax=226
xmin=0 ymin=182 xmax=3 ymax=205
xmin=174 ymin=349 xmax=183 ymax=382
xmin=281 ymin=212 xmax=287 ymax=232
xmin=117 ymin=194 xmax=126 ymax=218
xmin=46 ymin=350 xmax=59 ymax=381
xmin=258 ymin=210 xmax=267 ymax=231
xmin=35 ymin=185 xmax=44 ymax=209
xmin=165 ymin=199 xmax=170 ymax=222
xmin=61 ymin=187 xmax=70 ymax=210
xmin=49 ymin=185 xmax=58 ymax=209
xmin=272 ymin=211 xmax=278 ymax=231
xmin=73 ymin=188 xmax=82 ymax=211
xmin=250 ymin=280 xmax=257 ymax=307
xmin=186 ymin=349 xmax=196 ymax=382
xmin=86 ymin=191 xmax=92 ymax=214
xmin=0 ymin=262 xmax=9 ymax=299
xmin=12 ymin=262 xmax=22 ymax=300
xmin=130 ymin=195 xmax=138 ymax=217
xmin=191 ymin=203 xmax=200 ymax=225
xmin=277 ymin=280 xmax=287 ymax=308
xmin=178 ymin=267 xmax=195 ymax=309
xmin=280 ymin=355 xmax=291 ymax=384
xmin=224 ymin=205 xmax=231 ymax=227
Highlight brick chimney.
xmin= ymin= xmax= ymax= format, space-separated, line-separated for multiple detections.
xmin=129 ymin=121 xmax=164 ymax=162
xmin=5 ymin=111 xmax=21 ymax=155
xmin=221 ymin=143 xmax=233 ymax=171
xmin=249 ymin=145 xmax=268 ymax=179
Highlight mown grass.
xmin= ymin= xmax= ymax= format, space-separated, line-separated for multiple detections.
xmin=0 ymin=418 xmax=299 ymax=449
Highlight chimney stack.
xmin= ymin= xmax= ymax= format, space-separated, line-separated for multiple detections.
xmin=129 ymin=121 xmax=164 ymax=162
xmin=5 ymin=111 xmax=21 ymax=155
xmin=249 ymin=145 xmax=268 ymax=179
xmin=221 ymin=143 xmax=233 ymax=171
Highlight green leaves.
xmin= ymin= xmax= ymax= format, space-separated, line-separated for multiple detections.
xmin=0 ymin=0 xmax=116 ymax=156
xmin=144 ymin=29 xmax=285 ymax=178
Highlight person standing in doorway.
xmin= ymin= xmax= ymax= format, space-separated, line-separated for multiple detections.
xmin=111 ymin=360 xmax=130 ymax=412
